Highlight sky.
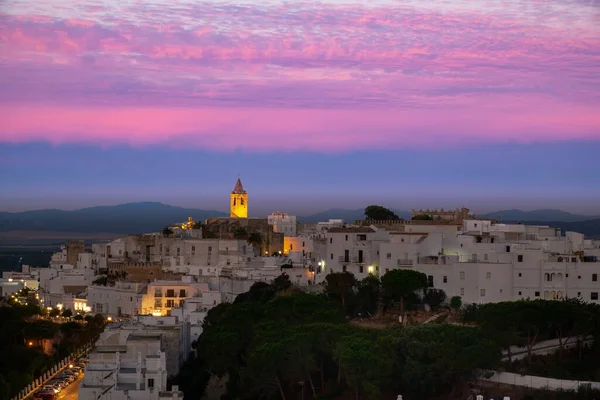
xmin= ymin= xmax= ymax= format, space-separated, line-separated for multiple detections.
xmin=0 ymin=0 xmax=599 ymax=215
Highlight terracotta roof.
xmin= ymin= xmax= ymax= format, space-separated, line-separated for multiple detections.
xmin=328 ymin=227 xmax=375 ymax=233
xmin=232 ymin=178 xmax=246 ymax=194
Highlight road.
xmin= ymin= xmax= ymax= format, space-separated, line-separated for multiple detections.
xmin=59 ymin=376 xmax=82 ymax=400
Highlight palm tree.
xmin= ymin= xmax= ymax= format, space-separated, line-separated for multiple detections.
xmin=247 ymin=232 xmax=264 ymax=255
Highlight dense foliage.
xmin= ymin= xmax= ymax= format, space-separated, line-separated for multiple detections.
xmin=0 ymin=300 xmax=106 ymax=400
xmin=364 ymin=205 xmax=400 ymax=221
xmin=462 ymin=298 xmax=600 ymax=362
xmin=176 ymin=273 xmax=500 ymax=400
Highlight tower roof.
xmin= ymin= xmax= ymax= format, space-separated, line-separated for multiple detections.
xmin=232 ymin=178 xmax=246 ymax=194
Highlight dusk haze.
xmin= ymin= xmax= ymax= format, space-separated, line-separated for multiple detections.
xmin=1 ymin=0 xmax=599 ymax=214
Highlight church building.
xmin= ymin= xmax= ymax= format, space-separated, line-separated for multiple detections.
xmin=230 ymin=178 xmax=248 ymax=218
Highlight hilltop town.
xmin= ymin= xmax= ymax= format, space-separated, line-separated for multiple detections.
xmin=2 ymin=179 xmax=600 ymax=400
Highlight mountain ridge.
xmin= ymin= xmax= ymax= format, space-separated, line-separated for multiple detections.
xmin=0 ymin=203 xmax=598 ymax=237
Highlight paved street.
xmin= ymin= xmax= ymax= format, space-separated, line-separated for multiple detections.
xmin=58 ymin=376 xmax=82 ymax=400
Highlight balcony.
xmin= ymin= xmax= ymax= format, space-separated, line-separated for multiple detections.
xmin=154 ymin=292 xmax=162 ymax=298
xmin=397 ymin=259 xmax=413 ymax=266
xmin=352 ymin=256 xmax=365 ymax=264
xmin=338 ymin=256 xmax=350 ymax=263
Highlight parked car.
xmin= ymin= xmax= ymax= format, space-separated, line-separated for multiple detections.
xmin=46 ymin=379 xmax=66 ymax=390
xmin=57 ymin=373 xmax=75 ymax=383
xmin=40 ymin=384 xmax=60 ymax=393
xmin=33 ymin=389 xmax=56 ymax=400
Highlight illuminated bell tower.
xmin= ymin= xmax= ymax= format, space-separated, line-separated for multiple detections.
xmin=230 ymin=178 xmax=248 ymax=218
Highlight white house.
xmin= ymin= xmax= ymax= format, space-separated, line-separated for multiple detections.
xmin=268 ymin=212 xmax=297 ymax=236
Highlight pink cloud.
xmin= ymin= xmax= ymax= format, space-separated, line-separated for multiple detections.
xmin=0 ymin=0 xmax=599 ymax=152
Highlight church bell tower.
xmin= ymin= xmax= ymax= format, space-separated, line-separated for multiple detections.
xmin=230 ymin=178 xmax=248 ymax=218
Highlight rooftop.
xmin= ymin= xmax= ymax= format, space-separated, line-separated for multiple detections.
xmin=232 ymin=178 xmax=246 ymax=194
xmin=328 ymin=227 xmax=375 ymax=233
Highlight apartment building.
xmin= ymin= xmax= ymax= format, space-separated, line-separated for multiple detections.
xmin=378 ymin=220 xmax=600 ymax=304
xmin=324 ymin=226 xmax=390 ymax=281
xmin=79 ymin=322 xmax=183 ymax=400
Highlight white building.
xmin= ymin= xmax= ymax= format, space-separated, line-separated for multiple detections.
xmin=88 ymin=276 xmax=218 ymax=318
xmin=324 ymin=226 xmax=390 ymax=281
xmin=268 ymin=212 xmax=297 ymax=236
xmin=377 ymin=220 xmax=600 ymax=304
xmin=79 ymin=322 xmax=183 ymax=400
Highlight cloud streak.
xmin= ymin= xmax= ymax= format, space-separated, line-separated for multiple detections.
xmin=1 ymin=0 xmax=599 ymax=151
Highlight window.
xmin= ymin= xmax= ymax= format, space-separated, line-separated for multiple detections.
xmin=572 ymin=257 xmax=577 ymax=262
xmin=486 ymin=272 xmax=491 ymax=279
xmin=386 ymin=253 xmax=391 ymax=259
xmin=342 ymin=265 xmax=347 ymax=272
xmin=330 ymin=238 xmax=333 ymax=244
xmin=427 ymin=275 xmax=434 ymax=287
xmin=208 ymin=246 xmax=212 ymax=252
xmin=480 ymin=289 xmax=486 ymax=297
xmin=592 ymin=292 xmax=599 ymax=301
xmin=148 ymin=379 xmax=155 ymax=389
xmin=179 ymin=299 xmax=184 ymax=307
xmin=345 ymin=235 xmax=348 ymax=241
xmin=177 ymin=248 xmax=180 ymax=256
xmin=460 ymin=271 xmax=465 ymax=280
xmin=506 ymin=246 xmax=511 ymax=252
xmin=154 ymin=299 xmax=162 ymax=308
xmin=578 ymin=292 xmax=581 ymax=297
xmin=330 ymin=254 xmax=333 ymax=260
xmin=359 ymin=266 xmax=364 ymax=273
xmin=518 ymin=291 xmax=522 ymax=295
xmin=357 ymin=234 xmax=367 ymax=241
xmin=154 ymin=290 xmax=162 ymax=297
xmin=593 ymin=274 xmax=598 ymax=282
xmin=302 ymin=242 xmax=305 ymax=247
xmin=226 ymin=259 xmax=231 ymax=265
xmin=474 ymin=223 xmax=478 ymax=227
xmin=166 ymin=289 xmax=175 ymax=297
xmin=535 ymin=291 xmax=540 ymax=297
xmin=518 ymin=273 xmax=522 ymax=277
xmin=443 ymin=276 xmax=447 ymax=283
xmin=518 ymin=255 xmax=523 ymax=262
xmin=180 ymin=289 xmax=186 ymax=297
xmin=484 ymin=254 xmax=488 ymax=261
xmin=166 ymin=299 xmax=175 ymax=307
xmin=460 ymin=288 xmax=465 ymax=295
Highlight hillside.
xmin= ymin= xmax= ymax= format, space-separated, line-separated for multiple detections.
xmin=0 ymin=202 xmax=227 ymax=235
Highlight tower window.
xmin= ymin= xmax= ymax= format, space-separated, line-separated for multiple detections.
xmin=241 ymin=198 xmax=244 ymax=205
xmin=233 ymin=198 xmax=236 ymax=206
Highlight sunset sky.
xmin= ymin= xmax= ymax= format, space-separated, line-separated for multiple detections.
xmin=1 ymin=0 xmax=599 ymax=215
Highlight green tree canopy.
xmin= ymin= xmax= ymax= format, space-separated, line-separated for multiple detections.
xmin=423 ymin=288 xmax=447 ymax=311
xmin=364 ymin=205 xmax=400 ymax=221
xmin=325 ymin=271 xmax=358 ymax=309
xmin=381 ymin=269 xmax=428 ymax=316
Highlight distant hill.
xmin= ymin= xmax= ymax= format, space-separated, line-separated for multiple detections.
xmin=501 ymin=219 xmax=600 ymax=239
xmin=300 ymin=208 xmax=412 ymax=223
xmin=0 ymin=202 xmax=227 ymax=235
xmin=481 ymin=209 xmax=599 ymax=222
xmin=1 ymin=203 xmax=599 ymax=239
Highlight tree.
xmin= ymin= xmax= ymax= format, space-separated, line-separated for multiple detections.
xmin=396 ymin=324 xmax=501 ymax=398
xmin=355 ymin=275 xmax=381 ymax=317
xmin=233 ymin=228 xmax=248 ymax=239
xmin=273 ymin=273 xmax=292 ymax=293
xmin=364 ymin=205 xmax=400 ymax=221
xmin=62 ymin=309 xmax=73 ymax=318
xmin=49 ymin=308 xmax=60 ymax=318
xmin=423 ymin=289 xmax=447 ymax=311
xmin=247 ymin=232 xmax=263 ymax=254
xmin=161 ymin=226 xmax=174 ymax=237
xmin=324 ymin=272 xmax=358 ymax=309
xmin=335 ymin=334 xmax=394 ymax=400
xmin=449 ymin=296 xmax=462 ymax=311
xmin=411 ymin=214 xmax=433 ymax=221
xmin=73 ymin=315 xmax=84 ymax=322
xmin=381 ymin=269 xmax=428 ymax=318
xmin=192 ymin=221 xmax=202 ymax=230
